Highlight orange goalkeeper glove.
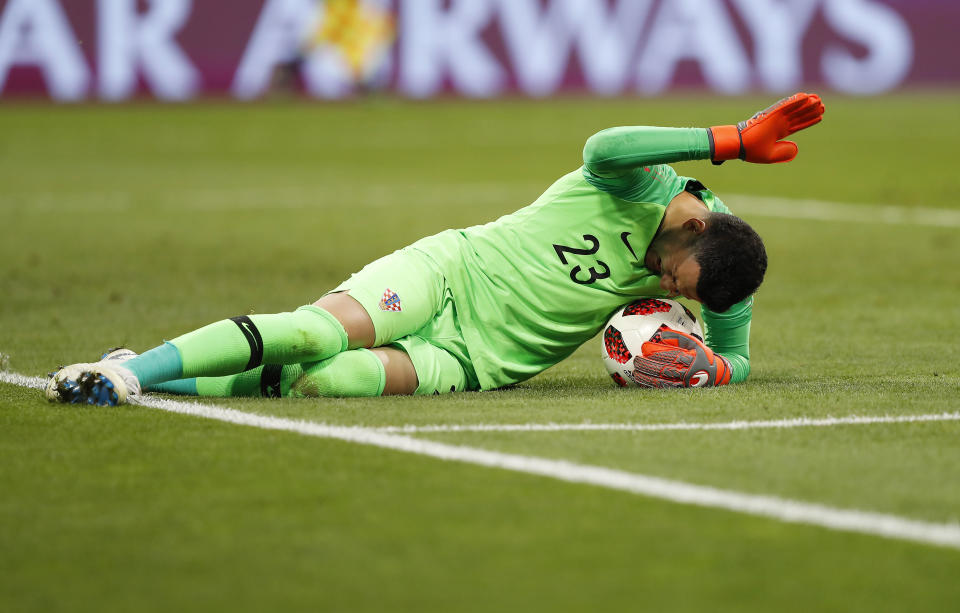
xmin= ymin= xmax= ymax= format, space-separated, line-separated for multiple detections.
xmin=632 ymin=329 xmax=732 ymax=389
xmin=709 ymin=92 xmax=825 ymax=164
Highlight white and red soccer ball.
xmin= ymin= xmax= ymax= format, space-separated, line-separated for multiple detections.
xmin=601 ymin=298 xmax=704 ymax=387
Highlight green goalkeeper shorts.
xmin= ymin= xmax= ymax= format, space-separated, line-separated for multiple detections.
xmin=329 ymin=247 xmax=480 ymax=394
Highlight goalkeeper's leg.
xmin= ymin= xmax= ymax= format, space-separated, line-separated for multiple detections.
xmin=120 ymin=302 xmax=354 ymax=390
xmin=48 ymin=248 xmax=448 ymax=405
xmin=149 ymin=345 xmax=446 ymax=398
xmin=145 ymin=365 xmax=306 ymax=398
xmin=286 ymin=342 xmax=464 ymax=397
xmin=122 ymin=246 xmax=446 ymax=393
xmin=45 ymin=299 xmax=362 ymax=406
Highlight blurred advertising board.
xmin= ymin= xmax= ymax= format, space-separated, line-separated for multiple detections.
xmin=0 ymin=0 xmax=956 ymax=101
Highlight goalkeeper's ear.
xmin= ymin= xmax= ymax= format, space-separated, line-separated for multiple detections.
xmin=681 ymin=217 xmax=707 ymax=236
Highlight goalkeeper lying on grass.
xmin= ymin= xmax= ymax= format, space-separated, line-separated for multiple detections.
xmin=47 ymin=93 xmax=824 ymax=405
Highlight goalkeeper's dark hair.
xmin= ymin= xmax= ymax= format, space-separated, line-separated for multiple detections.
xmin=694 ymin=212 xmax=767 ymax=313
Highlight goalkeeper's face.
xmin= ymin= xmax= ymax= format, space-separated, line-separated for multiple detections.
xmin=658 ymin=247 xmax=702 ymax=303
xmin=646 ymin=228 xmax=703 ymax=303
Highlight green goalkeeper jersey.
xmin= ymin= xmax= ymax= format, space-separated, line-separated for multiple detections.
xmin=409 ymin=126 xmax=754 ymax=390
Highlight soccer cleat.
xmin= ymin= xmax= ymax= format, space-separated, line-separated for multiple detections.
xmin=100 ymin=347 xmax=138 ymax=363
xmin=45 ymin=361 xmax=141 ymax=406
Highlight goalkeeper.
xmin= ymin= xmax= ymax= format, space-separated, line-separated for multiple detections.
xmin=47 ymin=93 xmax=824 ymax=405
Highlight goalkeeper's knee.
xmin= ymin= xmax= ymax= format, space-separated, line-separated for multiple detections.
xmin=250 ymin=305 xmax=349 ymax=365
xmin=169 ymin=304 xmax=349 ymax=379
xmin=289 ymin=349 xmax=386 ymax=398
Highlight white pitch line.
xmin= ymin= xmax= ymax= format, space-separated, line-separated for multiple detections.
xmin=3 ymin=370 xmax=960 ymax=550
xmin=373 ymin=412 xmax=960 ymax=434
xmin=1 ymin=372 xmax=47 ymax=390
xmin=4 ymin=187 xmax=959 ymax=228
xmin=728 ymin=194 xmax=960 ymax=228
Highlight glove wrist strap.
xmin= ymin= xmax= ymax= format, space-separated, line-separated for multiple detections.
xmin=708 ymin=124 xmax=741 ymax=162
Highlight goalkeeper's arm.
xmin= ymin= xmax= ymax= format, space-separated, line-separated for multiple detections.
xmin=583 ymin=92 xmax=824 ymax=175
xmin=631 ymin=298 xmax=754 ymax=388
xmin=702 ymin=297 xmax=754 ymax=384
xmin=582 ymin=126 xmax=710 ymax=177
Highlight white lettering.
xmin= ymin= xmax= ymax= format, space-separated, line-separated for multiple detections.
xmin=98 ymin=0 xmax=198 ymax=101
xmin=636 ymin=0 xmax=749 ymax=94
xmin=0 ymin=0 xmax=89 ymax=100
xmin=398 ymin=0 xmax=503 ymax=98
xmin=821 ymin=0 xmax=912 ymax=94
xmin=232 ymin=0 xmax=317 ymax=99
xmin=733 ymin=0 xmax=818 ymax=92
xmin=499 ymin=0 xmax=652 ymax=96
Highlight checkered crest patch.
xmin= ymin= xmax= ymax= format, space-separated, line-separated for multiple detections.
xmin=379 ymin=288 xmax=402 ymax=312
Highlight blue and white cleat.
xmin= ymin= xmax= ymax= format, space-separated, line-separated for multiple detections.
xmin=45 ymin=359 xmax=141 ymax=406
xmin=100 ymin=347 xmax=138 ymax=363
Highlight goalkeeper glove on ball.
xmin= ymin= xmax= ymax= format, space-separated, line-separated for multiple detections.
xmin=709 ymin=92 xmax=825 ymax=164
xmin=632 ymin=329 xmax=732 ymax=389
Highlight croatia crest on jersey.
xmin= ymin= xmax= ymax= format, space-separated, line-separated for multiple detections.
xmin=379 ymin=288 xmax=402 ymax=312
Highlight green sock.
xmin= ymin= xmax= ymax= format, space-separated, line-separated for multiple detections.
xmin=146 ymin=378 xmax=198 ymax=395
xmin=288 ymin=349 xmax=385 ymax=398
xmin=192 ymin=364 xmax=305 ymax=398
xmin=147 ymin=353 xmax=381 ymax=399
xmin=169 ymin=305 xmax=347 ymax=380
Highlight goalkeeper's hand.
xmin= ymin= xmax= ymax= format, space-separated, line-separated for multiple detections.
xmin=632 ymin=329 xmax=732 ymax=389
xmin=709 ymin=92 xmax=825 ymax=164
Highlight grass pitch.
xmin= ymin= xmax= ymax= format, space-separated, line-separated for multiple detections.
xmin=1 ymin=93 xmax=959 ymax=612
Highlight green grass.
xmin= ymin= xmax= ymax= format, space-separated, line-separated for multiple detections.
xmin=2 ymin=92 xmax=960 ymax=612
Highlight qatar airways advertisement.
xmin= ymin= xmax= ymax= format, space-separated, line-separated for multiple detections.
xmin=0 ymin=0 xmax=956 ymax=101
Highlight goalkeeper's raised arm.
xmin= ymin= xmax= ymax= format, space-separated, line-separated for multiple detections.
xmin=583 ymin=92 xmax=824 ymax=176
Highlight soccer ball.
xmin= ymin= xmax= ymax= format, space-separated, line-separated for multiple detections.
xmin=601 ymin=298 xmax=704 ymax=387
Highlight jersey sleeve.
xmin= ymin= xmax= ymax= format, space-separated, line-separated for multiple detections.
xmin=701 ymin=296 xmax=753 ymax=384
xmin=582 ymin=126 xmax=713 ymax=200
xmin=583 ymin=126 xmax=713 ymax=175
